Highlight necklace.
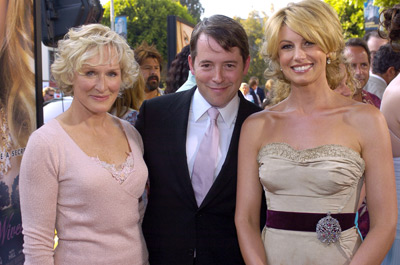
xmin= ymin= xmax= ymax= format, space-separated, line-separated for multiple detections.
xmin=0 ymin=106 xmax=12 ymax=178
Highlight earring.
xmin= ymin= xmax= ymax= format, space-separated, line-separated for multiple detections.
xmin=280 ymin=68 xmax=283 ymax=71
xmin=327 ymin=58 xmax=331 ymax=65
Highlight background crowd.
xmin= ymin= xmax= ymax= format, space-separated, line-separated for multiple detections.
xmin=12 ymin=0 xmax=400 ymax=264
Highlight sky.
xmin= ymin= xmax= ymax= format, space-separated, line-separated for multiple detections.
xmin=100 ymin=0 xmax=301 ymax=19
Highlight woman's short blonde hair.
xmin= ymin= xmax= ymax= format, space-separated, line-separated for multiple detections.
xmin=262 ymin=0 xmax=346 ymax=105
xmin=51 ymin=23 xmax=139 ymax=95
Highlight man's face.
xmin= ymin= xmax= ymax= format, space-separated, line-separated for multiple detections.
xmin=345 ymin=46 xmax=370 ymax=91
xmin=251 ymin=80 xmax=258 ymax=90
xmin=140 ymin=57 xmax=161 ymax=92
xmin=367 ymin=36 xmax=388 ymax=69
xmin=189 ymin=33 xmax=250 ymax=108
xmin=44 ymin=91 xmax=54 ymax=102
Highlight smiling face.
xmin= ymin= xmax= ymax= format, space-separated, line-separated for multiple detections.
xmin=72 ymin=46 xmax=122 ymax=115
xmin=278 ymin=25 xmax=328 ymax=88
xmin=189 ymin=33 xmax=250 ymax=108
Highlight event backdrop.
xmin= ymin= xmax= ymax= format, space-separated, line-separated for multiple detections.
xmin=0 ymin=0 xmax=42 ymax=264
xmin=167 ymin=16 xmax=194 ymax=69
xmin=364 ymin=0 xmax=380 ymax=33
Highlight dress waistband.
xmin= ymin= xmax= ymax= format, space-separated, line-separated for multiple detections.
xmin=266 ymin=210 xmax=356 ymax=232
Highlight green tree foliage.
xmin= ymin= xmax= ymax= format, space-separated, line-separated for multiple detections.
xmin=374 ymin=0 xmax=399 ymax=8
xmin=176 ymin=0 xmax=204 ymax=22
xmin=102 ymin=0 xmax=196 ymax=60
xmin=325 ymin=0 xmax=365 ymax=39
xmin=325 ymin=0 xmax=398 ymax=40
xmin=236 ymin=11 xmax=269 ymax=85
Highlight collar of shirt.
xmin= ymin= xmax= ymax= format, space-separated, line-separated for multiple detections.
xmin=191 ymin=89 xmax=239 ymax=129
xmin=370 ymin=72 xmax=387 ymax=85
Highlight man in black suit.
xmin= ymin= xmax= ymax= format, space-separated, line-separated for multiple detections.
xmin=136 ymin=15 xmax=264 ymax=265
xmin=249 ymin=76 xmax=265 ymax=107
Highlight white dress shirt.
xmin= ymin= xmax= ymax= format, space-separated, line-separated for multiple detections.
xmin=186 ymin=89 xmax=239 ymax=181
xmin=364 ymin=73 xmax=387 ymax=99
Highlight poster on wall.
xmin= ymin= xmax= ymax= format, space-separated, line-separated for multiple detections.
xmin=364 ymin=0 xmax=380 ymax=33
xmin=115 ymin=16 xmax=127 ymax=39
xmin=0 ymin=0 xmax=37 ymax=264
xmin=176 ymin=19 xmax=193 ymax=53
xmin=167 ymin=16 xmax=194 ymax=69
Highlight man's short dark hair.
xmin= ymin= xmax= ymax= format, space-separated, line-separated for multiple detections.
xmin=372 ymin=43 xmax=400 ymax=74
xmin=249 ymin=76 xmax=259 ymax=88
xmin=189 ymin=14 xmax=249 ymax=66
xmin=363 ymin=30 xmax=383 ymax=42
xmin=345 ymin=38 xmax=371 ymax=64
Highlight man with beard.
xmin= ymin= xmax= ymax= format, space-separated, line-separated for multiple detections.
xmin=134 ymin=42 xmax=164 ymax=100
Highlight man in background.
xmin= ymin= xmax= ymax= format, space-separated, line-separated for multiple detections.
xmin=134 ymin=42 xmax=164 ymax=99
xmin=364 ymin=30 xmax=388 ymax=70
xmin=363 ymin=30 xmax=388 ymax=96
xmin=42 ymin=86 xmax=55 ymax=103
xmin=249 ymin=76 xmax=265 ymax=106
xmin=345 ymin=38 xmax=381 ymax=108
xmin=367 ymin=43 xmax=400 ymax=99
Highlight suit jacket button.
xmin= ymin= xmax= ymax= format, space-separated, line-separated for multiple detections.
xmin=187 ymin=248 xmax=194 ymax=256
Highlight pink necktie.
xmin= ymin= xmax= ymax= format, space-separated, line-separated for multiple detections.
xmin=192 ymin=107 xmax=220 ymax=206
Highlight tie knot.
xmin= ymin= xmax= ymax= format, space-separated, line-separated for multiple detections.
xmin=207 ymin=107 xmax=219 ymax=121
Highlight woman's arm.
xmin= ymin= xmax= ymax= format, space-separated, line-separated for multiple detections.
xmin=235 ymin=116 xmax=268 ymax=265
xmin=350 ymin=107 xmax=397 ymax=265
xmin=381 ymin=78 xmax=400 ymax=157
xmin=20 ymin=131 xmax=59 ymax=265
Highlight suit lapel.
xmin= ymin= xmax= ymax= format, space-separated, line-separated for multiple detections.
xmin=166 ymin=87 xmax=199 ymax=206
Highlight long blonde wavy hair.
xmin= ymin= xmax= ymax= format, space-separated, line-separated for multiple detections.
xmin=0 ymin=0 xmax=35 ymax=148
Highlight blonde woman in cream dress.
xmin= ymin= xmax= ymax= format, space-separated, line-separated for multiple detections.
xmin=235 ymin=1 xmax=397 ymax=264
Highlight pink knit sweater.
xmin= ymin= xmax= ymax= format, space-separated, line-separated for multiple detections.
xmin=20 ymin=118 xmax=149 ymax=264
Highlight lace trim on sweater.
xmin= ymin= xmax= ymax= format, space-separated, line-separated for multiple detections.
xmin=91 ymin=152 xmax=134 ymax=184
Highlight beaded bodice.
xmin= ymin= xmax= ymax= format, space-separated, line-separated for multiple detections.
xmin=257 ymin=143 xmax=365 ymax=214
xmin=258 ymin=142 xmax=365 ymax=170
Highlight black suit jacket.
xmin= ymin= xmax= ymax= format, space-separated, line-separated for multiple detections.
xmin=136 ymin=87 xmax=264 ymax=265
xmin=249 ymin=88 xmax=261 ymax=107
xmin=256 ymin=86 xmax=266 ymax=103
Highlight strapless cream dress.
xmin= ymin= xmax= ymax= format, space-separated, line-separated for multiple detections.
xmin=258 ymin=143 xmax=365 ymax=265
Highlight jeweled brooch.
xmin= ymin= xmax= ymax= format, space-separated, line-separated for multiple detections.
xmin=316 ymin=212 xmax=341 ymax=244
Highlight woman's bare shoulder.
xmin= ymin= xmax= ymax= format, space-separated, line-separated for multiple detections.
xmin=344 ymin=101 xmax=383 ymax=121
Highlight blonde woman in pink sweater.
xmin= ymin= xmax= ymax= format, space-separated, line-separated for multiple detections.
xmin=19 ymin=24 xmax=149 ymax=264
